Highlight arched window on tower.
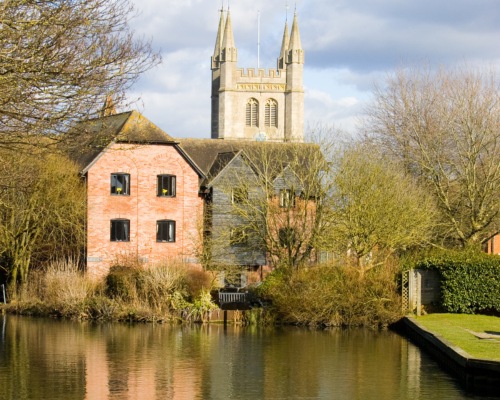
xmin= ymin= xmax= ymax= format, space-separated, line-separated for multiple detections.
xmin=265 ymin=99 xmax=278 ymax=128
xmin=246 ymin=98 xmax=259 ymax=127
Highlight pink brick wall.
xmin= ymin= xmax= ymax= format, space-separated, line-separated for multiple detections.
xmin=486 ymin=234 xmax=500 ymax=255
xmin=85 ymin=143 xmax=203 ymax=278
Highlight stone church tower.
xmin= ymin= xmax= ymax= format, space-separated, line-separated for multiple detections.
xmin=211 ymin=10 xmax=304 ymax=142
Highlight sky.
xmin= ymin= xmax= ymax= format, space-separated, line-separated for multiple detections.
xmin=126 ymin=0 xmax=500 ymax=139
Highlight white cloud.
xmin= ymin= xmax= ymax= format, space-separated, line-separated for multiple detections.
xmin=127 ymin=0 xmax=500 ymax=138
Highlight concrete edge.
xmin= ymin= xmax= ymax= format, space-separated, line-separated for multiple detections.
xmin=402 ymin=316 xmax=500 ymax=396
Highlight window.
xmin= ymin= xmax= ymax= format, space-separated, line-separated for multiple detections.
xmin=279 ymin=227 xmax=295 ymax=248
xmin=110 ymin=219 xmax=130 ymax=242
xmin=157 ymin=175 xmax=176 ymax=197
xmin=230 ymin=226 xmax=248 ymax=246
xmin=265 ymin=99 xmax=278 ymax=127
xmin=157 ymin=220 xmax=176 ymax=242
xmin=245 ymin=98 xmax=259 ymax=127
xmin=111 ymin=173 xmax=130 ymax=195
xmin=279 ymin=189 xmax=295 ymax=208
xmin=232 ymin=186 xmax=248 ymax=204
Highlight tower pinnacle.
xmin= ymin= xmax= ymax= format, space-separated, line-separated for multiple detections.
xmin=277 ymin=21 xmax=290 ymax=70
xmin=287 ymin=12 xmax=304 ymax=64
xmin=221 ymin=10 xmax=237 ymax=62
xmin=212 ymin=9 xmax=225 ymax=69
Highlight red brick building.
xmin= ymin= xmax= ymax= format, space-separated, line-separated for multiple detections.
xmin=485 ymin=235 xmax=500 ymax=255
xmin=74 ymin=111 xmax=204 ymax=277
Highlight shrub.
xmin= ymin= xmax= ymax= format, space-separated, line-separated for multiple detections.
xmin=105 ymin=265 xmax=139 ymax=303
xmin=415 ymin=249 xmax=500 ymax=314
xmin=259 ymin=263 xmax=403 ymax=328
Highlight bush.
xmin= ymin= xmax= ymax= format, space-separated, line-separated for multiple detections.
xmin=415 ymin=249 xmax=500 ymax=314
xmin=259 ymin=263 xmax=403 ymax=328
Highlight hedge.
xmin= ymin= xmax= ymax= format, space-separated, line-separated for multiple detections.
xmin=415 ymin=250 xmax=500 ymax=314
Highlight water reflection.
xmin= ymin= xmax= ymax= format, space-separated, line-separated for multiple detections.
xmin=0 ymin=315 xmax=492 ymax=400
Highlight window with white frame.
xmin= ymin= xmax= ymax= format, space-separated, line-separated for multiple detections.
xmin=279 ymin=189 xmax=295 ymax=208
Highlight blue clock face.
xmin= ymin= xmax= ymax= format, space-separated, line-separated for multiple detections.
xmin=255 ymin=132 xmax=267 ymax=142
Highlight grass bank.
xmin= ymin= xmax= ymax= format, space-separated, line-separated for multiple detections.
xmin=414 ymin=314 xmax=500 ymax=361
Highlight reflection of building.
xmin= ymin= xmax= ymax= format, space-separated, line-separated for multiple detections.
xmin=211 ymin=10 xmax=304 ymax=142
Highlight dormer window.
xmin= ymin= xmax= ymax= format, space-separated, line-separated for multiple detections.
xmin=111 ymin=173 xmax=130 ymax=195
xmin=157 ymin=175 xmax=176 ymax=197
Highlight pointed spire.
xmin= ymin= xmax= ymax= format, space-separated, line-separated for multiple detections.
xmin=212 ymin=9 xmax=225 ymax=69
xmin=221 ymin=10 xmax=237 ymax=62
xmin=222 ymin=10 xmax=235 ymax=51
xmin=289 ymin=12 xmax=302 ymax=51
xmin=277 ymin=20 xmax=289 ymax=70
xmin=287 ymin=12 xmax=304 ymax=64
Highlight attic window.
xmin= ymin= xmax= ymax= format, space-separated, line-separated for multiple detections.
xmin=157 ymin=175 xmax=176 ymax=197
xmin=110 ymin=219 xmax=130 ymax=242
xmin=111 ymin=173 xmax=130 ymax=195
xmin=157 ymin=220 xmax=175 ymax=242
xmin=279 ymin=189 xmax=295 ymax=208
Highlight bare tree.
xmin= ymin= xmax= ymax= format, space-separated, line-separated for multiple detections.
xmin=0 ymin=0 xmax=160 ymax=148
xmin=325 ymin=143 xmax=437 ymax=275
xmin=211 ymin=139 xmax=335 ymax=271
xmin=364 ymin=65 xmax=500 ymax=247
xmin=0 ymin=150 xmax=85 ymax=292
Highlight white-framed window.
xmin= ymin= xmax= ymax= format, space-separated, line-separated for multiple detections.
xmin=279 ymin=189 xmax=295 ymax=208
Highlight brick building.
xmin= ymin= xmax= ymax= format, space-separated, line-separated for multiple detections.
xmin=72 ymin=111 xmax=204 ymax=277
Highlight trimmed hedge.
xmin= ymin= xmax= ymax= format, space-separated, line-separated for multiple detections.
xmin=415 ymin=250 xmax=500 ymax=314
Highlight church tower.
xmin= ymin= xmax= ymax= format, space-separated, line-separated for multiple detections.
xmin=211 ymin=10 xmax=304 ymax=142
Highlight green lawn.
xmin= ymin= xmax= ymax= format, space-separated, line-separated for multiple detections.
xmin=414 ymin=314 xmax=500 ymax=361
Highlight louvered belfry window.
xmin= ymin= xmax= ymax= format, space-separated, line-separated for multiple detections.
xmin=265 ymin=99 xmax=278 ymax=127
xmin=246 ymin=98 xmax=259 ymax=127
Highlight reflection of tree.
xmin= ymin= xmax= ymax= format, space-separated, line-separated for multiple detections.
xmin=0 ymin=317 xmax=86 ymax=400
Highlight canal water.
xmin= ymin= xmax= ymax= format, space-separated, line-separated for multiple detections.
xmin=0 ymin=315 xmax=495 ymax=399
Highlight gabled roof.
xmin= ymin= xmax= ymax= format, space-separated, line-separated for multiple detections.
xmin=66 ymin=111 xmax=204 ymax=177
xmin=177 ymin=138 xmax=322 ymax=180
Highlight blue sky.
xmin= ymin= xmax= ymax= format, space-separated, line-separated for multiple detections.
xmin=127 ymin=0 xmax=500 ymax=139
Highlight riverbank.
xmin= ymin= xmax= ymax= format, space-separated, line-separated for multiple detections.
xmin=400 ymin=315 xmax=500 ymax=396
